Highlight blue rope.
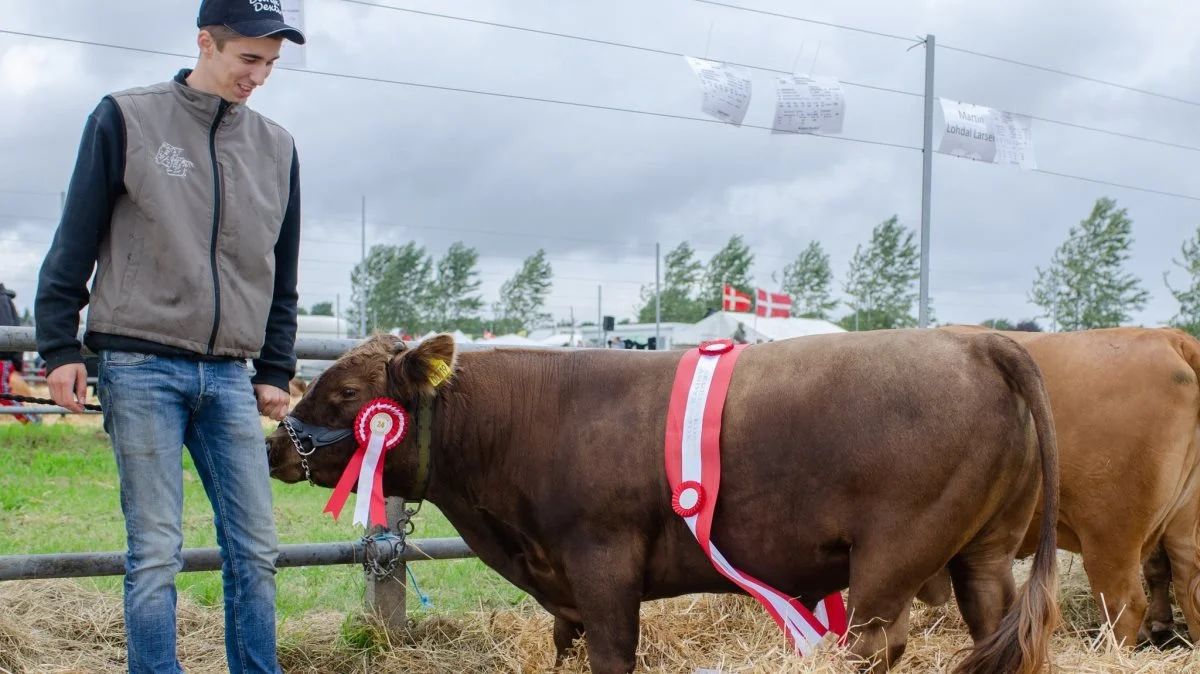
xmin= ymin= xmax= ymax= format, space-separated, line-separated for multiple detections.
xmin=407 ymin=564 xmax=432 ymax=609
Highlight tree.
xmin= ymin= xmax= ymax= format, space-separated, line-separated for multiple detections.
xmin=1028 ymin=197 xmax=1150 ymax=331
xmin=493 ymin=249 xmax=554 ymax=333
xmin=636 ymin=241 xmax=707 ymax=323
xmin=296 ymin=306 xmax=308 ymax=315
xmin=20 ymin=309 xmax=32 ymax=327
xmin=348 ymin=242 xmax=433 ymax=336
xmin=775 ymin=240 xmax=838 ymax=319
xmin=701 ymin=235 xmax=755 ymax=314
xmin=427 ymin=241 xmax=484 ymax=330
xmin=1015 ymin=319 xmax=1042 ymax=332
xmin=982 ymin=318 xmax=1016 ymax=330
xmin=838 ymin=215 xmax=922 ymax=330
xmin=310 ymin=302 xmax=334 ymax=317
xmin=1164 ymin=224 xmax=1200 ymax=336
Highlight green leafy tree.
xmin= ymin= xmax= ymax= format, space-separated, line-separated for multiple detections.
xmin=348 ymin=242 xmax=433 ymax=336
xmin=493 ymin=249 xmax=554 ymax=333
xmin=838 ymin=215 xmax=922 ymax=330
xmin=701 ymin=234 xmax=755 ymax=314
xmin=637 ymin=241 xmax=707 ymax=323
xmin=775 ymin=240 xmax=838 ymax=319
xmin=1029 ymin=197 xmax=1150 ymax=331
xmin=1164 ymin=224 xmax=1200 ymax=336
xmin=982 ymin=318 xmax=1016 ymax=330
xmin=428 ymin=241 xmax=484 ymax=330
xmin=310 ymin=302 xmax=334 ymax=316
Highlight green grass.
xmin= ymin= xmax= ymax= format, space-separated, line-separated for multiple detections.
xmin=0 ymin=424 xmax=529 ymax=621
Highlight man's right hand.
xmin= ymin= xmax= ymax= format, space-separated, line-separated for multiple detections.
xmin=47 ymin=363 xmax=89 ymax=413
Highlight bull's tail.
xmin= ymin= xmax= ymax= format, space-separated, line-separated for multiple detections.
xmin=952 ymin=334 xmax=1061 ymax=674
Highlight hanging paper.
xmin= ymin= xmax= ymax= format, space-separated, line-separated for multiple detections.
xmin=685 ymin=56 xmax=752 ymax=126
xmin=937 ymin=98 xmax=1036 ymax=170
xmin=276 ymin=0 xmax=306 ymax=69
xmin=771 ymin=75 xmax=845 ymax=135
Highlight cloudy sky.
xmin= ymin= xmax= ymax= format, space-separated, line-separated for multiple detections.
xmin=1 ymin=0 xmax=1196 ymax=334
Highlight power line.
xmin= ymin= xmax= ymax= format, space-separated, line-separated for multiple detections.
xmin=1030 ymin=169 xmax=1200 ymax=202
xmin=2 ymin=29 xmax=1198 ymax=202
xmin=690 ymin=0 xmax=920 ymax=45
xmin=339 ymin=0 xmax=922 ymax=99
xmin=1025 ymin=115 xmax=1200 ymax=153
xmin=0 ymin=28 xmax=919 ymax=153
xmin=937 ymin=44 xmax=1200 ymax=109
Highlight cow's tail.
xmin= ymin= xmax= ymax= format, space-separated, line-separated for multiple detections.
xmin=952 ymin=334 xmax=1061 ymax=674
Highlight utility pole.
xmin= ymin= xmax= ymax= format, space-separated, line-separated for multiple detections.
xmin=918 ymin=34 xmax=936 ymax=328
xmin=654 ymin=242 xmax=661 ymax=350
xmin=360 ymin=196 xmax=366 ymax=338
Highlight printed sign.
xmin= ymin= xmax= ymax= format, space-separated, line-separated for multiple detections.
xmin=685 ymin=56 xmax=752 ymax=126
xmin=771 ymin=75 xmax=845 ymax=135
xmin=937 ymin=98 xmax=1035 ymax=169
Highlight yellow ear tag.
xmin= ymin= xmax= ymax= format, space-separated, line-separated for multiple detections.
xmin=429 ymin=358 xmax=452 ymax=388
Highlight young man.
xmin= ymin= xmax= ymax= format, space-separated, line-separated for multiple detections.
xmin=35 ymin=2 xmax=305 ymax=672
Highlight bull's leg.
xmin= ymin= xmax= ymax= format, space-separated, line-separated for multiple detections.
xmin=1159 ymin=511 xmax=1200 ymax=645
xmin=1079 ymin=543 xmax=1148 ymax=648
xmin=561 ymin=543 xmax=642 ymax=674
xmin=946 ymin=547 xmax=1017 ymax=642
xmin=553 ymin=617 xmax=585 ymax=666
xmin=915 ymin=567 xmax=954 ymax=606
xmin=1141 ymin=543 xmax=1175 ymax=646
xmin=843 ymin=551 xmax=922 ymax=673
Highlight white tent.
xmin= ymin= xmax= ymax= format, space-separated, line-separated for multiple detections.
xmin=674 ymin=311 xmax=845 ymax=346
xmin=480 ymin=333 xmax=547 ymax=347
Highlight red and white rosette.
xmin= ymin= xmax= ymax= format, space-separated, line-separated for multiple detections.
xmin=664 ymin=340 xmax=848 ymax=656
xmin=323 ymin=398 xmax=409 ymax=528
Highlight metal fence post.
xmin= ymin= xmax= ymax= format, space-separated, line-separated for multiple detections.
xmin=363 ymin=497 xmax=408 ymax=630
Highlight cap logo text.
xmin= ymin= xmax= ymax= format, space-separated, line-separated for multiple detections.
xmin=249 ymin=0 xmax=282 ymax=13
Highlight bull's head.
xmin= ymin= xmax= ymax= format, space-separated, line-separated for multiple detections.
xmin=265 ymin=332 xmax=458 ymax=496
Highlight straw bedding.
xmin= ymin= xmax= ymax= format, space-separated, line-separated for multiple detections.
xmin=2 ymin=555 xmax=1199 ymax=673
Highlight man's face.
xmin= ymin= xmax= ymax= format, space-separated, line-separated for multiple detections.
xmin=200 ymin=31 xmax=283 ymax=103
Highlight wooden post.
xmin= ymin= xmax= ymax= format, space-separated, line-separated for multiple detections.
xmin=364 ymin=496 xmax=408 ymax=630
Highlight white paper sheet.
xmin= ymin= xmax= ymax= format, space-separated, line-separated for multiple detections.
xmin=771 ymin=75 xmax=845 ymax=135
xmin=276 ymin=0 xmax=306 ymax=69
xmin=937 ymin=98 xmax=1036 ymax=169
xmin=685 ymin=56 xmax=752 ymax=126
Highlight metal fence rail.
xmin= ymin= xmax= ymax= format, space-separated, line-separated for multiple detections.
xmin=0 ymin=325 xmax=507 ymax=629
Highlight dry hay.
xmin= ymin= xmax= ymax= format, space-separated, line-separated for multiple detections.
xmin=2 ymin=555 xmax=1200 ymax=673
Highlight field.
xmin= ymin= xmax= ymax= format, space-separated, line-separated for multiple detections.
xmin=3 ymin=418 xmax=1200 ymax=672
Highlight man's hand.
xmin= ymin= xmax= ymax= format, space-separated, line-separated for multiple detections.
xmin=47 ymin=363 xmax=89 ymax=413
xmin=254 ymin=384 xmax=291 ymax=421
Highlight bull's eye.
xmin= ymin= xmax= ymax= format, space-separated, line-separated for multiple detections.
xmin=341 ymin=387 xmax=358 ymax=399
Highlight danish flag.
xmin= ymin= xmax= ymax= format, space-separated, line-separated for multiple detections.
xmin=756 ymin=289 xmax=792 ymax=318
xmin=722 ymin=285 xmax=752 ymax=313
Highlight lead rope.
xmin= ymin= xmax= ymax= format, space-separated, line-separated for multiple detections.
xmin=0 ymin=392 xmax=102 ymax=411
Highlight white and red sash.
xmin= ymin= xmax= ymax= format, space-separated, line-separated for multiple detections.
xmin=664 ymin=339 xmax=848 ymax=655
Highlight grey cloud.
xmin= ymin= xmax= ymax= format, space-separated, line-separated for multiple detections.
xmin=0 ymin=0 xmax=1195 ymax=329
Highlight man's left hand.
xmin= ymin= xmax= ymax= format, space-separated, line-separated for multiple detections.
xmin=254 ymin=384 xmax=291 ymax=421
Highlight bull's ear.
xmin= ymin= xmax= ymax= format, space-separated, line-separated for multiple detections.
xmin=387 ymin=333 xmax=457 ymax=398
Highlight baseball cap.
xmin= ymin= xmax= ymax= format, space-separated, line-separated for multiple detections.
xmin=197 ymin=0 xmax=306 ymax=45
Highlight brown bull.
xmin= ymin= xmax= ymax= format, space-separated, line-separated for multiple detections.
xmin=918 ymin=325 xmax=1200 ymax=649
xmin=266 ymin=329 xmax=1061 ymax=674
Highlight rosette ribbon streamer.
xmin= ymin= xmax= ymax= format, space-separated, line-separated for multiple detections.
xmin=665 ymin=339 xmax=848 ymax=655
xmin=323 ymin=398 xmax=409 ymax=528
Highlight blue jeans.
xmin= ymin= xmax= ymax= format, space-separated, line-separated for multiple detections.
xmin=97 ymin=350 xmax=281 ymax=674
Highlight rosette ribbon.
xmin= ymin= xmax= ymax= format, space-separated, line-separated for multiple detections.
xmin=323 ymin=398 xmax=410 ymax=528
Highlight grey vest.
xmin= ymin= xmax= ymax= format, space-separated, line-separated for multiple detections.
xmin=87 ymin=77 xmax=294 ymax=358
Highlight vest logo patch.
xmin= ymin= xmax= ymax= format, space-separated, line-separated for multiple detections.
xmin=250 ymin=0 xmax=283 ymax=13
xmin=155 ymin=142 xmax=195 ymax=178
